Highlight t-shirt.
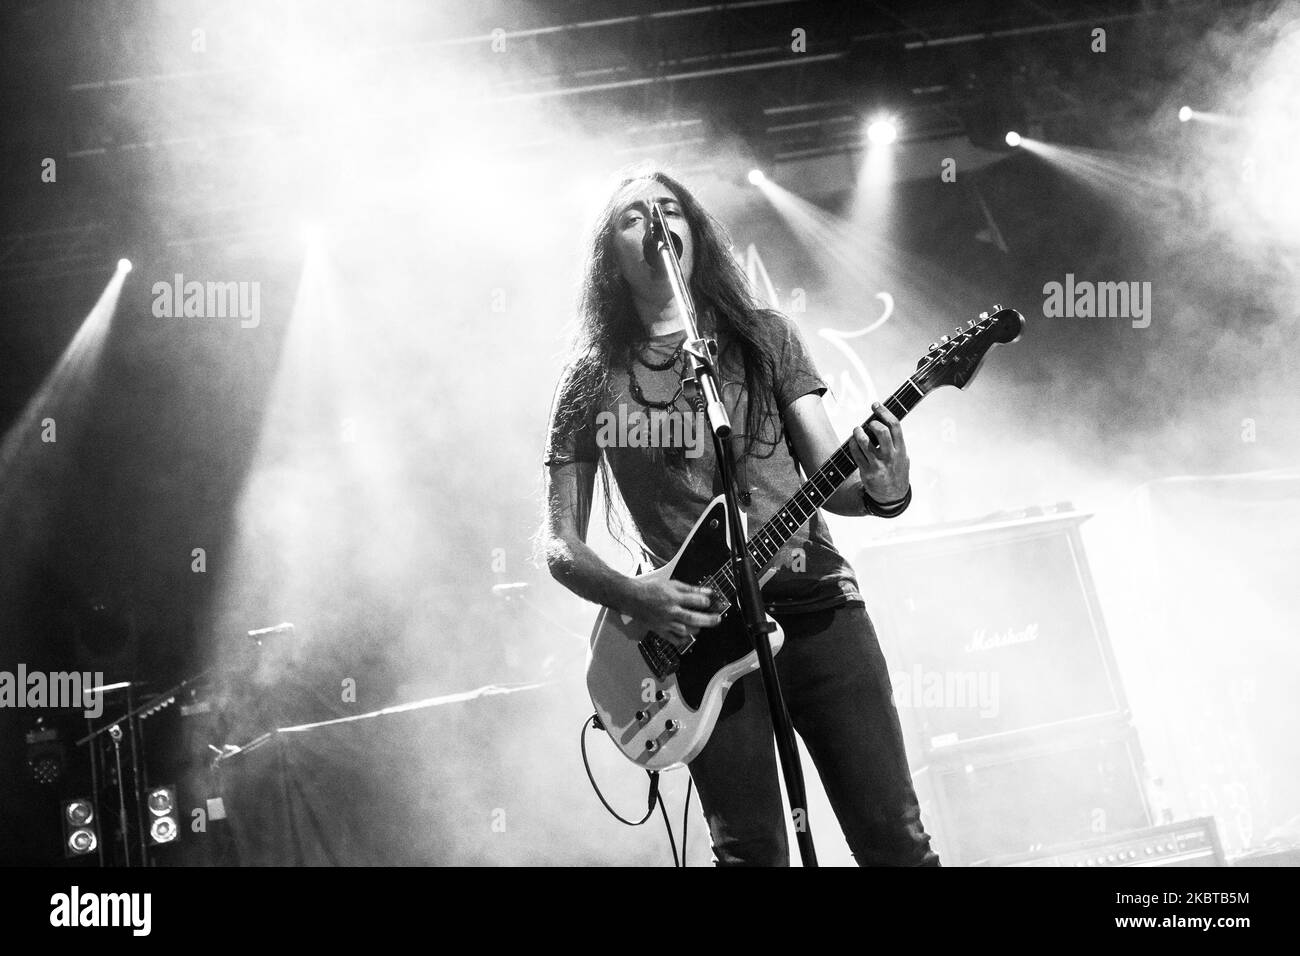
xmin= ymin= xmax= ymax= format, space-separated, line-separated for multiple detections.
xmin=545 ymin=311 xmax=863 ymax=613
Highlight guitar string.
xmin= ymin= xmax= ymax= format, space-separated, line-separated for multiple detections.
xmin=693 ymin=323 xmax=984 ymax=612
xmin=698 ymin=388 xmax=911 ymax=613
xmin=736 ymin=325 xmax=974 ymax=564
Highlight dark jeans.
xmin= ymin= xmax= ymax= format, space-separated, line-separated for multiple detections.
xmin=686 ymin=602 xmax=941 ymax=866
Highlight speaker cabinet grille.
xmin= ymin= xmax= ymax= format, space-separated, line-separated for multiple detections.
xmin=859 ymin=511 xmax=1128 ymax=757
xmin=915 ymin=723 xmax=1152 ymax=866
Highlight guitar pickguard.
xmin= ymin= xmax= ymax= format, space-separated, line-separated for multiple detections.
xmin=658 ymin=499 xmax=756 ymax=712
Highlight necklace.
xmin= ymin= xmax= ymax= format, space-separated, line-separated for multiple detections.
xmin=634 ymin=337 xmax=684 ymax=371
xmin=626 ymin=344 xmax=684 ymax=410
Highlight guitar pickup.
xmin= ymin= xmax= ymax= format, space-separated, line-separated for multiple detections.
xmin=638 ymin=632 xmax=681 ymax=681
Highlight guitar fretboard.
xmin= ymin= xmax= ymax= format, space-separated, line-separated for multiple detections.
xmin=702 ymin=372 xmax=927 ymax=612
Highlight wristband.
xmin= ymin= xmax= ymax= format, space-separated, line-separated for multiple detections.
xmin=861 ymin=483 xmax=912 ymax=518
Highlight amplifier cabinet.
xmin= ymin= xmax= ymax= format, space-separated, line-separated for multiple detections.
xmin=859 ymin=510 xmax=1129 ymax=759
xmin=914 ymin=718 xmax=1152 ymax=866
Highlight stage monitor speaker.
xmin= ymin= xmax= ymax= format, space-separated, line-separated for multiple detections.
xmin=914 ymin=718 xmax=1152 ymax=866
xmin=858 ymin=509 xmax=1128 ymax=759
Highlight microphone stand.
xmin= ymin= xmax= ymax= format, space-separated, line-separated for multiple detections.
xmin=647 ymin=202 xmax=817 ymax=867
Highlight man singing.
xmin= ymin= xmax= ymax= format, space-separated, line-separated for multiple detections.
xmin=540 ymin=167 xmax=940 ymax=867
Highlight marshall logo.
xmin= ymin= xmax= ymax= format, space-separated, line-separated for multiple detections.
xmin=964 ymin=622 xmax=1039 ymax=654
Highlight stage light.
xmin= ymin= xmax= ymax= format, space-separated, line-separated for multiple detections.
xmin=747 ymin=169 xmax=766 ymax=185
xmin=1005 ymin=131 xmax=1022 ymax=147
xmin=117 ymin=258 xmax=132 ymax=273
xmin=61 ymin=798 xmax=99 ymax=858
xmin=1178 ymin=106 xmax=1192 ymax=122
xmin=147 ymin=786 xmax=174 ymax=816
xmin=146 ymin=784 xmax=181 ymax=846
xmin=66 ymin=799 xmax=93 ymax=827
xmin=67 ymin=828 xmax=98 ymax=855
xmin=150 ymin=817 xmax=178 ymax=844
xmin=866 ymin=118 xmax=897 ymax=145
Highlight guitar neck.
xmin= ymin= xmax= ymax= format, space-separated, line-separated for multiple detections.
xmin=748 ymin=375 xmax=926 ymax=567
xmin=692 ymin=303 xmax=1022 ymax=611
xmin=704 ymin=372 xmax=928 ymax=604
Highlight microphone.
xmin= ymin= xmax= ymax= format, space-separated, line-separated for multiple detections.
xmin=643 ymin=207 xmax=684 ymax=271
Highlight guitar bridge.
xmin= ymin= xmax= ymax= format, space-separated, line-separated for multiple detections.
xmin=638 ymin=632 xmax=682 ymax=681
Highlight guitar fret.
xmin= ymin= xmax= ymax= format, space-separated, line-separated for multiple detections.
xmin=705 ymin=378 xmax=927 ymax=605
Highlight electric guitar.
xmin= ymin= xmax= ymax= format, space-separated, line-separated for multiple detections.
xmin=586 ymin=306 xmax=1025 ymax=771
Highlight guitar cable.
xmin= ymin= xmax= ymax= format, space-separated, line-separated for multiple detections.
xmin=581 ymin=713 xmax=694 ymax=866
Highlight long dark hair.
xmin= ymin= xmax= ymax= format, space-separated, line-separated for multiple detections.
xmin=549 ymin=166 xmax=787 ymax=547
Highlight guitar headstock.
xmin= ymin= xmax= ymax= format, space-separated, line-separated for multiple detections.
xmin=913 ymin=305 xmax=1024 ymax=394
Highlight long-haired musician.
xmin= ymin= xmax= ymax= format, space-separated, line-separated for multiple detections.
xmin=540 ymin=167 xmax=940 ymax=867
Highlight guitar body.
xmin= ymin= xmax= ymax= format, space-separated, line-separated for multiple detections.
xmin=586 ymin=495 xmax=785 ymax=772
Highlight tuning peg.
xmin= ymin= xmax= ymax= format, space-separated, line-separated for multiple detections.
xmin=967 ymin=319 xmax=976 ymax=327
xmin=928 ymin=342 xmax=938 ymax=350
xmin=940 ymin=335 xmax=949 ymax=343
xmin=992 ymin=303 xmax=1003 ymax=312
xmin=978 ymin=311 xmax=989 ymax=320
